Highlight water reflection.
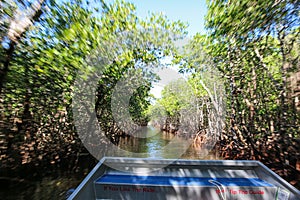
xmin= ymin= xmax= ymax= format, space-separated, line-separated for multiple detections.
xmin=0 ymin=175 xmax=83 ymax=200
xmin=118 ymin=126 xmax=219 ymax=160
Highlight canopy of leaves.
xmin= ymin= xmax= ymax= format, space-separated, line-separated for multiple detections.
xmin=0 ymin=0 xmax=188 ymax=168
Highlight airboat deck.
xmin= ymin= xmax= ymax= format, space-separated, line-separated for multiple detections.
xmin=67 ymin=157 xmax=300 ymax=200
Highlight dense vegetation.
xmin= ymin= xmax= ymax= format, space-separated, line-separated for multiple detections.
xmin=204 ymin=0 xmax=300 ymax=186
xmin=0 ymin=0 xmax=299 ymax=189
xmin=0 ymin=0 xmax=186 ymax=170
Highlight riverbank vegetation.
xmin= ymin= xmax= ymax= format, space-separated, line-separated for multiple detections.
xmin=0 ymin=0 xmax=299 ymax=191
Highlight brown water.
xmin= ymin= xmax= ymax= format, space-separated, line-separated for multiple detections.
xmin=0 ymin=126 xmax=219 ymax=200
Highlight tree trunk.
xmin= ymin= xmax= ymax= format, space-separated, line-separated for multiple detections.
xmin=0 ymin=0 xmax=45 ymax=95
xmin=0 ymin=41 xmax=15 ymax=94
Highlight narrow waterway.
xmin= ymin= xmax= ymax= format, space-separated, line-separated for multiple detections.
xmin=117 ymin=126 xmax=219 ymax=160
xmin=1 ymin=126 xmax=219 ymax=200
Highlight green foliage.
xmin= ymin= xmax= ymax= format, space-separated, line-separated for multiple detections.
xmin=206 ymin=0 xmax=299 ymax=40
xmin=203 ymin=0 xmax=300 ymax=163
xmin=158 ymin=78 xmax=192 ymax=116
xmin=0 ymin=0 xmax=188 ymax=168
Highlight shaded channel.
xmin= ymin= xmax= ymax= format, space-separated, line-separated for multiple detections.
xmin=117 ymin=126 xmax=219 ymax=160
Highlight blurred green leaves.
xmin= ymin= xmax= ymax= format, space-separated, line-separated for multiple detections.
xmin=0 ymin=0 xmax=188 ymax=167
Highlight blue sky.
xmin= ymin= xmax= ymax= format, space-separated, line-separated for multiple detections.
xmin=106 ymin=0 xmax=207 ymax=36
